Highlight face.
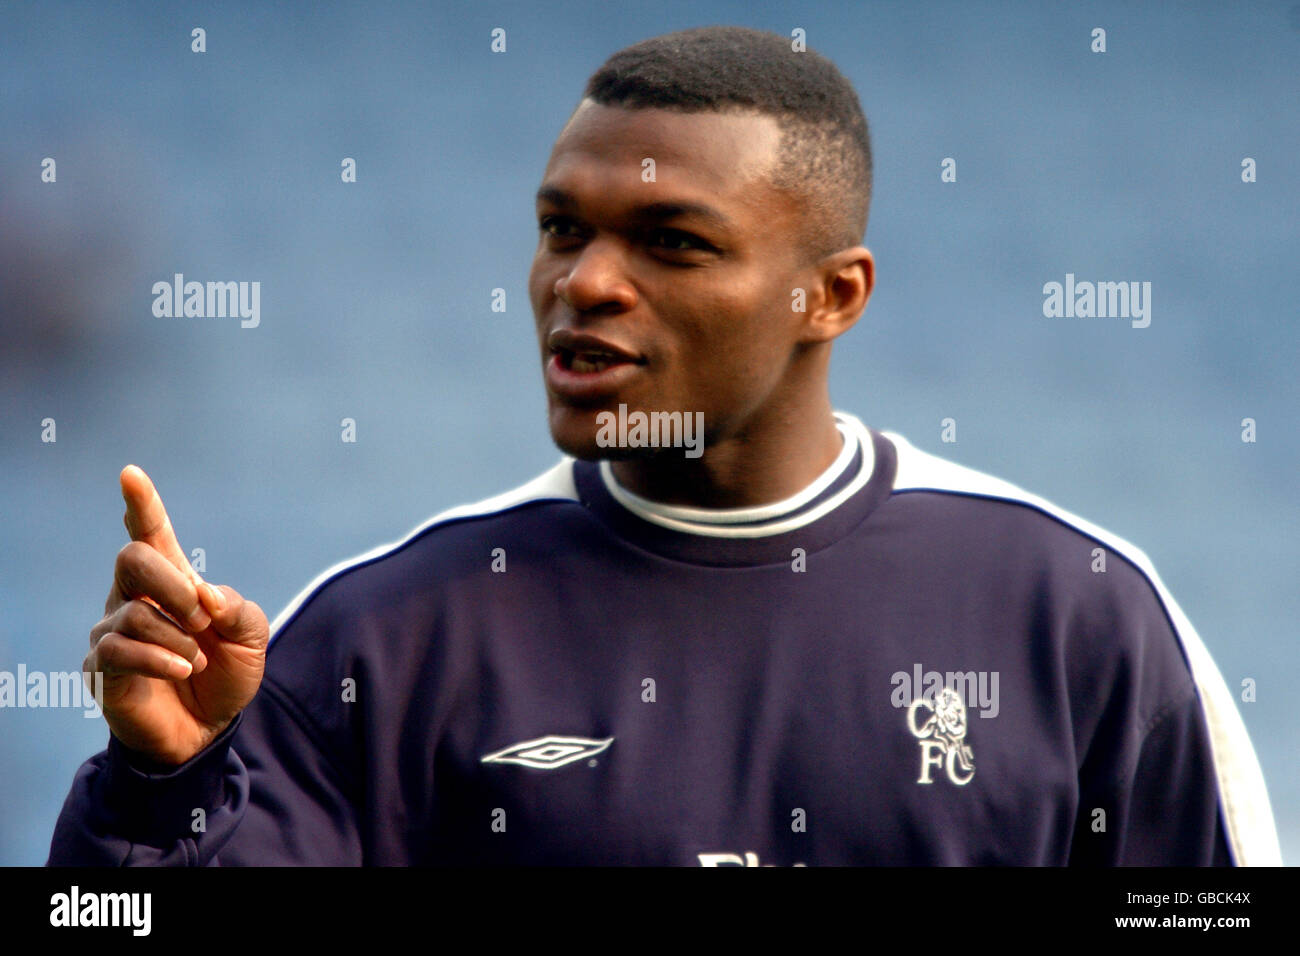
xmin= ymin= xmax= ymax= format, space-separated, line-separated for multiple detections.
xmin=529 ymin=100 xmax=831 ymax=461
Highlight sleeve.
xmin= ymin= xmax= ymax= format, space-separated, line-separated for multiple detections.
xmin=1154 ymin=610 xmax=1283 ymax=867
xmin=1070 ymin=687 xmax=1233 ymax=865
xmin=45 ymin=674 xmax=364 ymax=866
xmin=1116 ymin=689 xmax=1234 ymax=865
xmin=1066 ymin=582 xmax=1282 ymax=867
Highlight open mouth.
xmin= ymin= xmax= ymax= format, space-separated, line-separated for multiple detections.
xmin=553 ymin=346 xmax=641 ymax=374
xmin=544 ymin=330 xmax=646 ymax=400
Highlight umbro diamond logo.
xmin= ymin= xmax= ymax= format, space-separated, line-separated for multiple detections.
xmin=480 ymin=735 xmax=614 ymax=769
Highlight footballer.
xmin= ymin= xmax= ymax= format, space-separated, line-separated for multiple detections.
xmin=49 ymin=26 xmax=1280 ymax=866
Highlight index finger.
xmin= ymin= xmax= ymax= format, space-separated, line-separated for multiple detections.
xmin=120 ymin=465 xmax=197 ymax=581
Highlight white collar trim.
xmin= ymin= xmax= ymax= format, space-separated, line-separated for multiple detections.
xmin=597 ymin=412 xmax=874 ymax=538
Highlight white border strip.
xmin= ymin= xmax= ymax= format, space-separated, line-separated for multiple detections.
xmin=268 ymin=457 xmax=578 ymax=641
xmin=884 ymin=429 xmax=1282 ymax=866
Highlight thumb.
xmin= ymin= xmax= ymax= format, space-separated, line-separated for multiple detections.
xmin=197 ymin=583 xmax=268 ymax=649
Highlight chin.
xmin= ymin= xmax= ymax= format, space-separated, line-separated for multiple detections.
xmin=546 ymin=405 xmax=603 ymax=460
xmin=545 ymin=404 xmax=658 ymax=462
xmin=548 ymin=422 xmax=622 ymax=462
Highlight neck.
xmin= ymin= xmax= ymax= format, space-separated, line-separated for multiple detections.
xmin=608 ymin=394 xmax=844 ymax=509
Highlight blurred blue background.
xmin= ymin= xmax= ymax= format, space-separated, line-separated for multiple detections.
xmin=1 ymin=0 xmax=1295 ymax=865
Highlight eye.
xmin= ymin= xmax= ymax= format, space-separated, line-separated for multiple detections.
xmin=649 ymin=228 xmax=706 ymax=251
xmin=539 ymin=215 xmax=582 ymax=240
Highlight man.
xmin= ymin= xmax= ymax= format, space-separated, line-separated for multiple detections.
xmin=49 ymin=26 xmax=1279 ymax=866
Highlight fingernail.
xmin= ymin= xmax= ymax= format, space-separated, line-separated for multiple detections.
xmin=169 ymin=656 xmax=193 ymax=679
xmin=204 ymin=583 xmax=225 ymax=611
xmin=186 ymin=604 xmax=211 ymax=631
xmin=192 ymin=649 xmax=208 ymax=672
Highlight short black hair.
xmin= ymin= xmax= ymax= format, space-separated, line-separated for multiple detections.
xmin=582 ymin=25 xmax=872 ymax=264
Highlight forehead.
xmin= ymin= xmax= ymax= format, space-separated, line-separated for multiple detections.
xmin=539 ymin=100 xmax=790 ymax=222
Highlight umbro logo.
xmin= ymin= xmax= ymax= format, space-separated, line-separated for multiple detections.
xmin=480 ymin=735 xmax=613 ymax=769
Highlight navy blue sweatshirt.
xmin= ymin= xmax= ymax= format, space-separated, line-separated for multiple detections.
xmin=47 ymin=412 xmax=1281 ymax=865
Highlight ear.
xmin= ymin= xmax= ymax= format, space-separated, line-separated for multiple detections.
xmin=797 ymin=246 xmax=874 ymax=345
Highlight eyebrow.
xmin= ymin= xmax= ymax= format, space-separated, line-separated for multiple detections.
xmin=535 ymin=186 xmax=736 ymax=234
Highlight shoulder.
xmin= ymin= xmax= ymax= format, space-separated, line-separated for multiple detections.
xmin=253 ymin=456 xmax=582 ymax=754
xmin=267 ymin=456 xmax=580 ymax=641
xmin=878 ymin=428 xmax=1281 ymax=865
xmin=880 ymin=427 xmax=1198 ymax=665
xmin=882 ymin=428 xmax=1174 ymax=600
xmin=884 ymin=428 xmax=1147 ymax=554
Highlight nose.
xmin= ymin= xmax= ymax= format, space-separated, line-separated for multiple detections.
xmin=553 ymin=239 xmax=637 ymax=315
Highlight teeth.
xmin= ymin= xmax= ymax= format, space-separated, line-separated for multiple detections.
xmin=570 ymin=351 xmax=612 ymax=373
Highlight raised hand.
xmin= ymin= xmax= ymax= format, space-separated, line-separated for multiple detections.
xmin=84 ymin=465 xmax=269 ymax=765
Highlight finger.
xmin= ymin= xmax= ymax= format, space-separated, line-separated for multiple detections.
xmin=90 ymin=632 xmax=195 ymax=681
xmin=120 ymin=465 xmax=196 ymax=581
xmin=197 ymin=584 xmax=267 ymax=648
xmin=92 ymin=599 xmax=209 ymax=672
xmin=107 ymin=540 xmax=212 ymax=634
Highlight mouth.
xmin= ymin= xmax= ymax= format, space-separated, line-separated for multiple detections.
xmin=552 ymin=345 xmax=637 ymax=374
xmin=545 ymin=337 xmax=647 ymax=402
